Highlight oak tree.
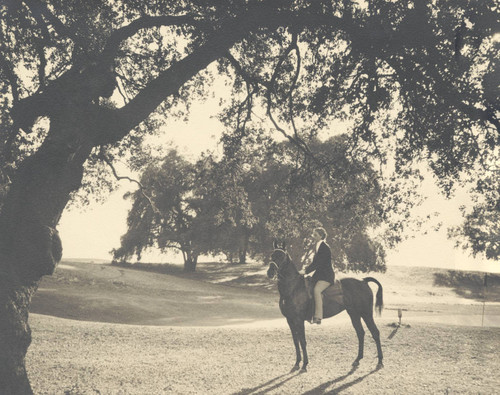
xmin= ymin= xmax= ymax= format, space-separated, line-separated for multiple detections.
xmin=0 ymin=1 xmax=498 ymax=392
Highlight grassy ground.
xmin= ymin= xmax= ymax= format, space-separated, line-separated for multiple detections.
xmin=27 ymin=315 xmax=499 ymax=394
xmin=26 ymin=260 xmax=500 ymax=394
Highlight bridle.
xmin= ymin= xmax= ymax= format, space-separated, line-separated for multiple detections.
xmin=269 ymin=248 xmax=289 ymax=280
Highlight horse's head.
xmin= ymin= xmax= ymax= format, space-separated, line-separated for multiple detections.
xmin=267 ymin=240 xmax=288 ymax=280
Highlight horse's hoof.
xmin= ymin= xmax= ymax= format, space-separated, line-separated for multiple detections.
xmin=300 ymin=366 xmax=307 ymax=373
xmin=352 ymin=360 xmax=360 ymax=367
xmin=290 ymin=365 xmax=300 ymax=373
xmin=376 ymin=362 xmax=384 ymax=370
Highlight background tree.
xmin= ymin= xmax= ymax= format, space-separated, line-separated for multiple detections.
xmin=112 ymin=149 xmax=201 ymax=271
xmin=0 ymin=1 xmax=498 ymax=392
xmin=260 ymin=134 xmax=386 ymax=271
xmin=450 ymin=171 xmax=500 ymax=260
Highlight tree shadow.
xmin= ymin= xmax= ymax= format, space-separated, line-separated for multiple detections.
xmin=433 ymin=271 xmax=500 ymax=302
xmin=302 ymin=364 xmax=382 ymax=394
xmin=232 ymin=372 xmax=299 ymax=395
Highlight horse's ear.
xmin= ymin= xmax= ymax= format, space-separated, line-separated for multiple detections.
xmin=273 ymin=239 xmax=286 ymax=250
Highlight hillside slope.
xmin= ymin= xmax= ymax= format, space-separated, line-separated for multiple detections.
xmin=30 ymin=260 xmax=500 ymax=327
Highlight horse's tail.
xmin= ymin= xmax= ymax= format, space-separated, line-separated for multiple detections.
xmin=363 ymin=277 xmax=383 ymax=316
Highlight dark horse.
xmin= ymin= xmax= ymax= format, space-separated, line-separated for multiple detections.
xmin=267 ymin=245 xmax=384 ymax=372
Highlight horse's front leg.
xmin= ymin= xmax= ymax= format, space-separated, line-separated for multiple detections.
xmin=286 ymin=318 xmax=301 ymax=372
xmin=297 ymin=319 xmax=308 ymax=372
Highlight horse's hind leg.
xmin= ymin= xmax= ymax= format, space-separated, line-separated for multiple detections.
xmin=363 ymin=314 xmax=383 ymax=368
xmin=287 ymin=318 xmax=301 ymax=372
xmin=348 ymin=311 xmax=364 ymax=366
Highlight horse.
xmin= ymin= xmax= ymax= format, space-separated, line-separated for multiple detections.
xmin=267 ymin=244 xmax=384 ymax=372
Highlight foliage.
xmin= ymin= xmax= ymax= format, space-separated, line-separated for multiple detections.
xmin=450 ymin=171 xmax=500 ymax=260
xmin=112 ymin=149 xmax=200 ymax=271
xmin=0 ymin=1 xmax=498 ymax=260
xmin=118 ymin=129 xmax=389 ymax=272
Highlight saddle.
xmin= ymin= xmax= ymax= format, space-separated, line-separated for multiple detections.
xmin=305 ymin=277 xmax=345 ymax=320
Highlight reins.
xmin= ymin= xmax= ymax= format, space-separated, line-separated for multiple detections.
xmin=271 ymin=249 xmax=301 ymax=285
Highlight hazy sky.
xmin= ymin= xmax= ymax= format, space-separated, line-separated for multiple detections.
xmin=58 ymin=91 xmax=500 ymax=274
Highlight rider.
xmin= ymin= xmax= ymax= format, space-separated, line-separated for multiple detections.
xmin=304 ymin=227 xmax=335 ymax=324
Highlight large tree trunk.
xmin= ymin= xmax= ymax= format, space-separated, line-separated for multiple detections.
xmin=183 ymin=251 xmax=198 ymax=272
xmin=0 ymin=109 xmax=92 ymax=392
xmin=0 ymin=273 xmax=38 ymax=395
xmin=237 ymin=228 xmax=250 ymax=265
xmin=0 ymin=10 xmax=248 ymax=389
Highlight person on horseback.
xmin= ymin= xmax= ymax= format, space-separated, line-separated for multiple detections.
xmin=304 ymin=227 xmax=335 ymax=324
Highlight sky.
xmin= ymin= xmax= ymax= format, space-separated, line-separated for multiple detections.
xmin=57 ymin=91 xmax=500 ymax=274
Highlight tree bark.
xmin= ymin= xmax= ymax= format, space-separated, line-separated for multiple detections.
xmin=183 ymin=251 xmax=198 ymax=272
xmin=0 ymin=271 xmax=38 ymax=395
xmin=238 ymin=248 xmax=247 ymax=265
xmin=0 ymin=107 xmax=92 ymax=393
xmin=237 ymin=228 xmax=250 ymax=265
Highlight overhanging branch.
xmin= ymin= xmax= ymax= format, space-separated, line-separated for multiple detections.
xmin=99 ymin=150 xmax=160 ymax=216
xmin=100 ymin=14 xmax=206 ymax=66
xmin=94 ymin=8 xmax=352 ymax=143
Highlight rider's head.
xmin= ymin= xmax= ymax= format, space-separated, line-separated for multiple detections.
xmin=313 ymin=227 xmax=327 ymax=241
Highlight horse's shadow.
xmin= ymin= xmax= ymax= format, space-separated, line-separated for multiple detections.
xmin=302 ymin=364 xmax=382 ymax=395
xmin=232 ymin=372 xmax=300 ymax=395
xmin=233 ymin=364 xmax=380 ymax=395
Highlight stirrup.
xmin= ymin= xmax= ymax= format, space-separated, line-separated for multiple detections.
xmin=312 ymin=317 xmax=322 ymax=325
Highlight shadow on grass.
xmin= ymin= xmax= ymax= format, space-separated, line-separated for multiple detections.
xmin=233 ymin=366 xmax=366 ymax=395
xmin=386 ymin=323 xmax=411 ymax=340
xmin=302 ymin=364 xmax=382 ymax=394
xmin=111 ymin=260 xmax=185 ymax=275
xmin=232 ymin=372 xmax=300 ymax=395
xmin=111 ymin=260 xmax=276 ymax=292
xmin=433 ymin=271 xmax=500 ymax=302
xmin=388 ymin=325 xmax=399 ymax=340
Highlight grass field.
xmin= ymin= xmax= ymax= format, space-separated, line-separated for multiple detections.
xmin=26 ymin=260 xmax=500 ymax=394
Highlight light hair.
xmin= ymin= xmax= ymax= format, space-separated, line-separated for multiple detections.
xmin=314 ymin=227 xmax=327 ymax=240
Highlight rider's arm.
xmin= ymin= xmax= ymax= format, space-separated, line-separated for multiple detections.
xmin=304 ymin=256 xmax=317 ymax=274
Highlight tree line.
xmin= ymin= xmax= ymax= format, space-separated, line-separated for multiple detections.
xmin=113 ymin=132 xmax=396 ymax=273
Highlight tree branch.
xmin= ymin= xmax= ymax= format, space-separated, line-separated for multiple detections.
xmin=100 ymin=14 xmax=206 ymax=66
xmin=22 ymin=0 xmax=51 ymax=41
xmin=11 ymin=8 xmax=354 ymax=146
xmin=99 ymin=17 xmax=253 ymax=141
xmin=93 ymin=8 xmax=354 ymax=143
xmin=98 ymin=150 xmax=160 ymax=215
xmin=34 ymin=39 xmax=47 ymax=89
xmin=225 ymin=52 xmax=269 ymax=89
xmin=22 ymin=0 xmax=76 ymax=41
xmin=0 ymin=54 xmax=20 ymax=103
xmin=21 ymin=0 xmax=50 ymax=89
xmin=265 ymin=33 xmax=313 ymax=158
